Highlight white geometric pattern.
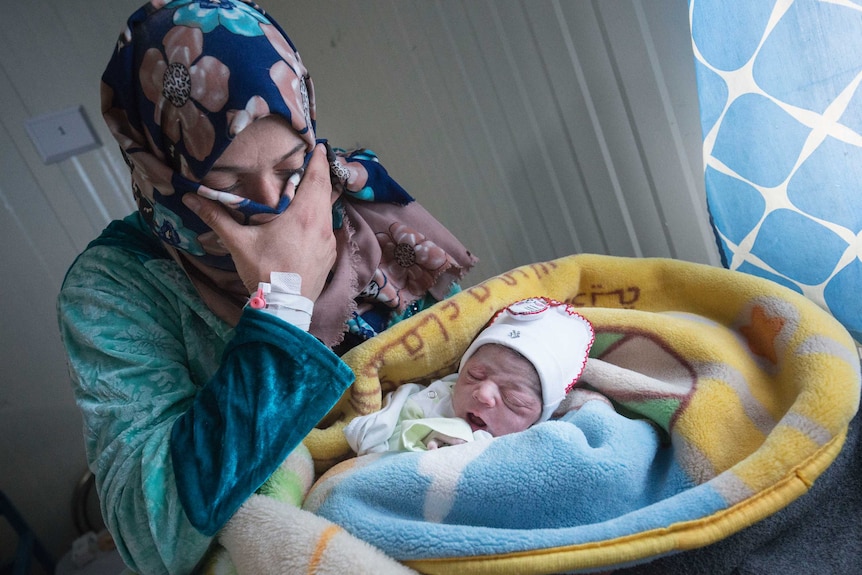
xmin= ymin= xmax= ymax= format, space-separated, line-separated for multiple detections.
xmin=690 ymin=0 xmax=862 ymax=341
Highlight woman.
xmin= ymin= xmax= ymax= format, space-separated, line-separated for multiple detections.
xmin=57 ymin=1 xmax=476 ymax=573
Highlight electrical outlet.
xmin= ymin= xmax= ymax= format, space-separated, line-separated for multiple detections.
xmin=25 ymin=105 xmax=102 ymax=165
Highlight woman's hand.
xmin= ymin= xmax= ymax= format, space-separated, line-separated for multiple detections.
xmin=183 ymin=143 xmax=337 ymax=301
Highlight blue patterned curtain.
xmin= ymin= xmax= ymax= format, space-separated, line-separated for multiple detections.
xmin=690 ymin=0 xmax=862 ymax=342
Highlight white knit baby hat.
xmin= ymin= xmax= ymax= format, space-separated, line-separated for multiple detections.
xmin=459 ymin=297 xmax=595 ymax=422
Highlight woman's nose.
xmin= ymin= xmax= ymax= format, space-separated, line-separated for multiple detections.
xmin=247 ymin=174 xmax=287 ymax=208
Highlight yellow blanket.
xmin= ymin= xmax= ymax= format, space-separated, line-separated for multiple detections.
xmin=304 ymin=253 xmax=860 ymax=574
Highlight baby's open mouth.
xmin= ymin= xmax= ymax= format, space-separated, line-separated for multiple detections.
xmin=467 ymin=413 xmax=486 ymax=431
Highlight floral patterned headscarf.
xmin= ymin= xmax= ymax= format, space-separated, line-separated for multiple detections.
xmin=101 ymin=0 xmax=476 ymax=347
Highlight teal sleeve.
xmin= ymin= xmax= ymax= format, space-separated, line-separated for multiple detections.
xmin=59 ymin=250 xmax=214 ymax=575
xmin=58 ymin=238 xmax=352 ymax=575
xmin=170 ymin=308 xmax=353 ymax=536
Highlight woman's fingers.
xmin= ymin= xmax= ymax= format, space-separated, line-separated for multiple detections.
xmin=182 ymin=193 xmax=239 ymax=239
xmin=280 ymin=144 xmax=337 ymax=299
xmin=292 ymin=144 xmax=335 ymax=211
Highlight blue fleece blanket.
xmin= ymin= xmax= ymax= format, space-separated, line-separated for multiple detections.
xmin=306 ymin=400 xmax=723 ymax=559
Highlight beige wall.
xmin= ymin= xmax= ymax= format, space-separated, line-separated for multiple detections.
xmin=0 ymin=0 xmax=714 ymax=562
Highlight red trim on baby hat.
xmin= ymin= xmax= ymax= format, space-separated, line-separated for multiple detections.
xmin=565 ymin=309 xmax=596 ymax=394
xmin=566 ymin=312 xmax=596 ymax=393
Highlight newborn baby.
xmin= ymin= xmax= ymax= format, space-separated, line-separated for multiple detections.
xmin=344 ymin=297 xmax=595 ymax=454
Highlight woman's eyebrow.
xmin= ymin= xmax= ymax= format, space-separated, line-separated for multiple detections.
xmin=209 ymin=143 xmax=306 ymax=173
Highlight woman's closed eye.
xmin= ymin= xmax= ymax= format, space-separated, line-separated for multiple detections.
xmin=214 ymin=180 xmax=240 ymax=194
xmin=207 ymin=168 xmax=303 ymax=196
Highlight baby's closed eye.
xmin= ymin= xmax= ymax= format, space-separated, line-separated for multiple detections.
xmin=503 ymin=390 xmax=538 ymax=410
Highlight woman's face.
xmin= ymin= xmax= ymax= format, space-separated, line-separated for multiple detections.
xmin=201 ymin=115 xmax=309 ymax=210
xmin=452 ymin=344 xmax=543 ymax=437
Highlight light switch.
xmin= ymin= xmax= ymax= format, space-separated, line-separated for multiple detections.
xmin=25 ymin=105 xmax=102 ymax=164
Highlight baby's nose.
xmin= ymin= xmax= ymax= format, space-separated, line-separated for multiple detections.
xmin=473 ymin=381 xmax=499 ymax=406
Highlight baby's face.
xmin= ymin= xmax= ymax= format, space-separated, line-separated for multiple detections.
xmin=452 ymin=344 xmax=542 ymax=437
